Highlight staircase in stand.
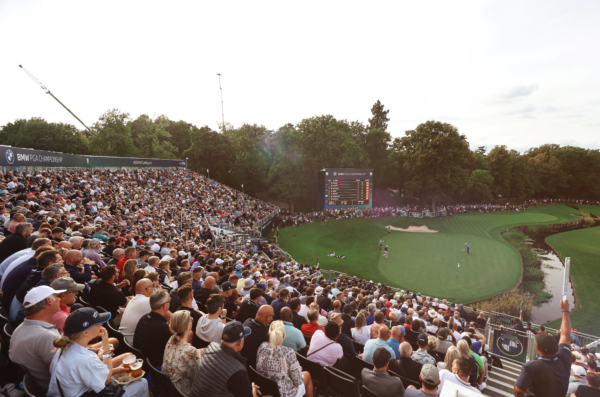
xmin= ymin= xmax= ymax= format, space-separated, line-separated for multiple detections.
xmin=482 ymin=358 xmax=522 ymax=397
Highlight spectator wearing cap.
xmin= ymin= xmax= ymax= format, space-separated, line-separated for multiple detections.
xmin=191 ymin=320 xmax=259 ymax=397
xmin=362 ymin=347 xmax=405 ymax=397
xmin=133 ymin=290 xmax=173 ymax=368
xmin=404 ymin=364 xmax=440 ymax=396
xmin=103 ymin=237 xmax=118 ymax=257
xmin=49 ymin=277 xmax=86 ymax=332
xmin=48 ymin=307 xmax=149 ymax=397
xmin=436 ymin=328 xmax=455 ymax=354
xmin=237 ymin=270 xmax=252 ymax=293
xmin=93 ymin=226 xmax=108 ymax=242
xmin=290 ymin=297 xmax=308 ymax=331
xmin=234 ymin=263 xmax=244 ymax=278
xmin=220 ymin=281 xmax=239 ymax=316
xmin=412 ymin=333 xmax=437 ymax=365
xmin=567 ymin=365 xmax=589 ymax=396
xmin=363 ymin=326 xmax=396 ymax=365
xmin=9 ymin=286 xmax=64 ymax=393
xmin=387 ymin=326 xmax=406 ymax=359
xmin=272 ymin=287 xmax=291 ymax=321
xmin=331 ymin=312 xmax=357 ymax=358
xmin=240 ymin=277 xmax=255 ymax=298
xmin=280 ymin=307 xmax=307 ymax=353
xmin=85 ymin=238 xmax=106 ymax=268
xmin=241 ymin=305 xmax=274 ymax=368
xmin=438 ymin=356 xmax=481 ymax=394
xmin=514 ymin=299 xmax=573 ymax=397
xmin=196 ymin=293 xmax=227 ymax=343
xmin=236 ymin=288 xmax=262 ymax=324
xmin=137 ymin=249 xmax=150 ymax=269
xmin=306 ymin=321 xmax=344 ymax=367
xmin=572 ymin=373 xmax=600 ymax=396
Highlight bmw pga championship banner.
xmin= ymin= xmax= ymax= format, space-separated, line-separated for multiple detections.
xmin=492 ymin=328 xmax=529 ymax=363
xmin=0 ymin=145 xmax=185 ymax=168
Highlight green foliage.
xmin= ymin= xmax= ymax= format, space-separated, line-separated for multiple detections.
xmin=129 ymin=115 xmax=178 ymax=159
xmin=400 ymin=121 xmax=471 ymax=210
xmin=90 ymin=109 xmax=139 ymax=157
xmin=368 ymin=100 xmax=390 ymax=132
xmin=471 ymin=290 xmax=534 ymax=320
xmin=183 ymin=126 xmax=235 ymax=183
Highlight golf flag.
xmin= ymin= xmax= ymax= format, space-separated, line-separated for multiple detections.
xmin=563 ymin=257 xmax=571 ymax=302
xmin=456 ymin=263 xmax=460 ymax=278
xmin=457 ymin=263 xmax=460 ymax=268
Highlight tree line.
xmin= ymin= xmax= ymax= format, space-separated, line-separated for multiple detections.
xmin=1 ymin=104 xmax=599 ymax=211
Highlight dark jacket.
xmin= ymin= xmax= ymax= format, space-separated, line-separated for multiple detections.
xmin=240 ymin=318 xmax=269 ymax=369
xmin=317 ymin=294 xmax=332 ymax=312
xmin=341 ymin=313 xmax=355 ymax=337
xmin=399 ymin=356 xmax=423 ymax=383
xmin=133 ymin=311 xmax=172 ymax=367
xmin=0 ymin=233 xmax=28 ymax=264
xmin=1 ymin=256 xmax=37 ymax=307
xmin=191 ymin=342 xmax=252 ymax=397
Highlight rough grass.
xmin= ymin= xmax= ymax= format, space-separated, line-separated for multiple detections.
xmin=471 ymin=290 xmax=534 ymax=319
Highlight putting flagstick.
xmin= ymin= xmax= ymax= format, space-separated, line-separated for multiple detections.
xmin=456 ymin=263 xmax=460 ymax=278
xmin=562 ymin=257 xmax=571 ymax=302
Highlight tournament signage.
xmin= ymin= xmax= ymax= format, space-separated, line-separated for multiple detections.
xmin=491 ymin=328 xmax=529 ymax=363
xmin=0 ymin=145 xmax=185 ymax=169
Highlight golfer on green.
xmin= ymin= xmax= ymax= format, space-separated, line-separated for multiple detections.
xmin=465 ymin=243 xmax=470 ymax=254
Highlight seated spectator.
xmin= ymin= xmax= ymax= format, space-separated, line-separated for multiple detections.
xmin=49 ymin=277 xmax=85 ymax=333
xmin=191 ymin=321 xmax=260 ymax=397
xmin=133 ymin=290 xmax=173 ymax=368
xmin=571 ymin=373 xmax=600 ymax=397
xmin=9 ymin=286 xmax=63 ymax=393
xmin=436 ymin=327 xmax=455 ymax=354
xmin=306 ymin=321 xmax=344 ymax=367
xmin=387 ymin=326 xmax=405 ymax=360
xmin=256 ymin=320 xmax=313 ymax=397
xmin=438 ymin=357 xmax=482 ymax=394
xmin=457 ymin=339 xmax=483 ymax=389
xmin=162 ymin=310 xmax=204 ymax=396
xmin=47 ymin=307 xmax=149 ymax=397
xmin=119 ymin=278 xmax=153 ymax=344
xmin=89 ymin=265 xmax=129 ymax=320
xmin=351 ymin=311 xmax=372 ymax=344
xmin=404 ymin=364 xmax=441 ymax=396
xmin=236 ymin=288 xmax=262 ymax=324
xmin=412 ymin=333 xmax=436 ymax=365
xmin=426 ymin=335 xmax=443 ymax=363
xmin=196 ymin=293 xmax=227 ymax=343
xmin=84 ymin=238 xmax=106 ymax=268
xmin=361 ymin=347 xmax=405 ymax=397
xmin=568 ymin=366 xmax=589 ymax=396
xmin=331 ymin=312 xmax=356 ymax=357
xmin=364 ymin=326 xmax=396 ymax=365
xmin=194 ymin=275 xmax=216 ymax=306
xmin=308 ymin=301 xmax=328 ymax=327
xmin=241 ymin=305 xmax=273 ymax=368
xmin=426 ymin=318 xmax=440 ymax=334
xmin=459 ymin=336 xmax=486 ymax=390
xmin=301 ymin=309 xmax=323 ymax=338
xmin=290 ymin=297 xmax=308 ymax=330
xmin=175 ymin=284 xmax=204 ymax=348
xmin=272 ymin=287 xmax=291 ymax=321
xmin=398 ymin=341 xmax=424 ymax=384
xmin=405 ymin=317 xmax=423 ymax=344
xmin=340 ymin=304 xmax=355 ymax=336
xmin=169 ymin=272 xmax=199 ymax=312
xmin=366 ymin=304 xmax=376 ymax=325
xmin=370 ymin=311 xmax=387 ymax=339
xmin=280 ymin=307 xmax=307 ymax=353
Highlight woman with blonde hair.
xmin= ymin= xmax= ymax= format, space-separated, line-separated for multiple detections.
xmin=351 ymin=311 xmax=372 ymax=344
xmin=47 ymin=307 xmax=149 ymax=397
xmin=256 ymin=321 xmax=313 ymax=397
xmin=441 ymin=345 xmax=462 ymax=370
xmin=308 ymin=302 xmax=328 ymax=327
xmin=427 ymin=335 xmax=443 ymax=363
xmin=439 ymin=299 xmax=449 ymax=310
xmin=162 ymin=311 xmax=204 ymax=396
xmin=457 ymin=339 xmax=480 ymax=388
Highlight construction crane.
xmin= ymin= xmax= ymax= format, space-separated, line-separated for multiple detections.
xmin=19 ymin=64 xmax=91 ymax=131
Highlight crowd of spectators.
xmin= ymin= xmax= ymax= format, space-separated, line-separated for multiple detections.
xmin=0 ymin=167 xmax=599 ymax=397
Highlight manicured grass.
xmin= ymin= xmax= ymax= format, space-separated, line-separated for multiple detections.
xmin=277 ymin=204 xmax=586 ymax=305
xmin=544 ymin=226 xmax=600 ymax=335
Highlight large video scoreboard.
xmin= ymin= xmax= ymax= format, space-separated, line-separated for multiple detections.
xmin=318 ymin=168 xmax=373 ymax=210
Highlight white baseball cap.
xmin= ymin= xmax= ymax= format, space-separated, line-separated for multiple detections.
xmin=24 ymin=286 xmax=66 ymax=309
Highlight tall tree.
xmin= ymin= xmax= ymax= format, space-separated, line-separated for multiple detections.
xmin=90 ymin=109 xmax=138 ymax=157
xmin=368 ymin=100 xmax=390 ymax=132
xmin=363 ymin=128 xmax=392 ymax=187
xmin=183 ymin=126 xmax=235 ymax=182
xmin=164 ymin=119 xmax=193 ymax=158
xmin=487 ymin=145 xmax=513 ymax=198
xmin=400 ymin=120 xmax=471 ymax=211
xmin=129 ymin=115 xmax=178 ymax=159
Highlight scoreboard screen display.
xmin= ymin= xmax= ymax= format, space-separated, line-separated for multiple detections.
xmin=318 ymin=168 xmax=373 ymax=210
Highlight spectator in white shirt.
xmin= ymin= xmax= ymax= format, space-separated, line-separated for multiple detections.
xmin=119 ymin=279 xmax=153 ymax=344
xmin=438 ymin=357 xmax=481 ymax=394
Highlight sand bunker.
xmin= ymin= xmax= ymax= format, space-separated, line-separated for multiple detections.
xmin=387 ymin=225 xmax=438 ymax=233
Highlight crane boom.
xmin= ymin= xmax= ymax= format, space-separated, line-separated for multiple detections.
xmin=19 ymin=64 xmax=91 ymax=131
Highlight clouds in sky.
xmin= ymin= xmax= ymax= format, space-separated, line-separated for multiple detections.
xmin=0 ymin=0 xmax=598 ymax=154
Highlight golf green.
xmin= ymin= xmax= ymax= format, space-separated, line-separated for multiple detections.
xmin=545 ymin=226 xmax=600 ymax=335
xmin=276 ymin=204 xmax=584 ymax=304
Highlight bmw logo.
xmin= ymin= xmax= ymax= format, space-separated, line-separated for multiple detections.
xmin=333 ymin=172 xmax=337 ymax=176
xmin=5 ymin=149 xmax=14 ymax=164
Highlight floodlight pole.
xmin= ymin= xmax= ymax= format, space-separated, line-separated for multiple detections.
xmin=217 ymin=73 xmax=225 ymax=131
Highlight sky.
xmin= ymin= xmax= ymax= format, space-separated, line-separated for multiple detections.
xmin=1 ymin=0 xmax=599 ymax=154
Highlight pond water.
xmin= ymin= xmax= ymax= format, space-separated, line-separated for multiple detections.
xmin=524 ymin=219 xmax=599 ymax=324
